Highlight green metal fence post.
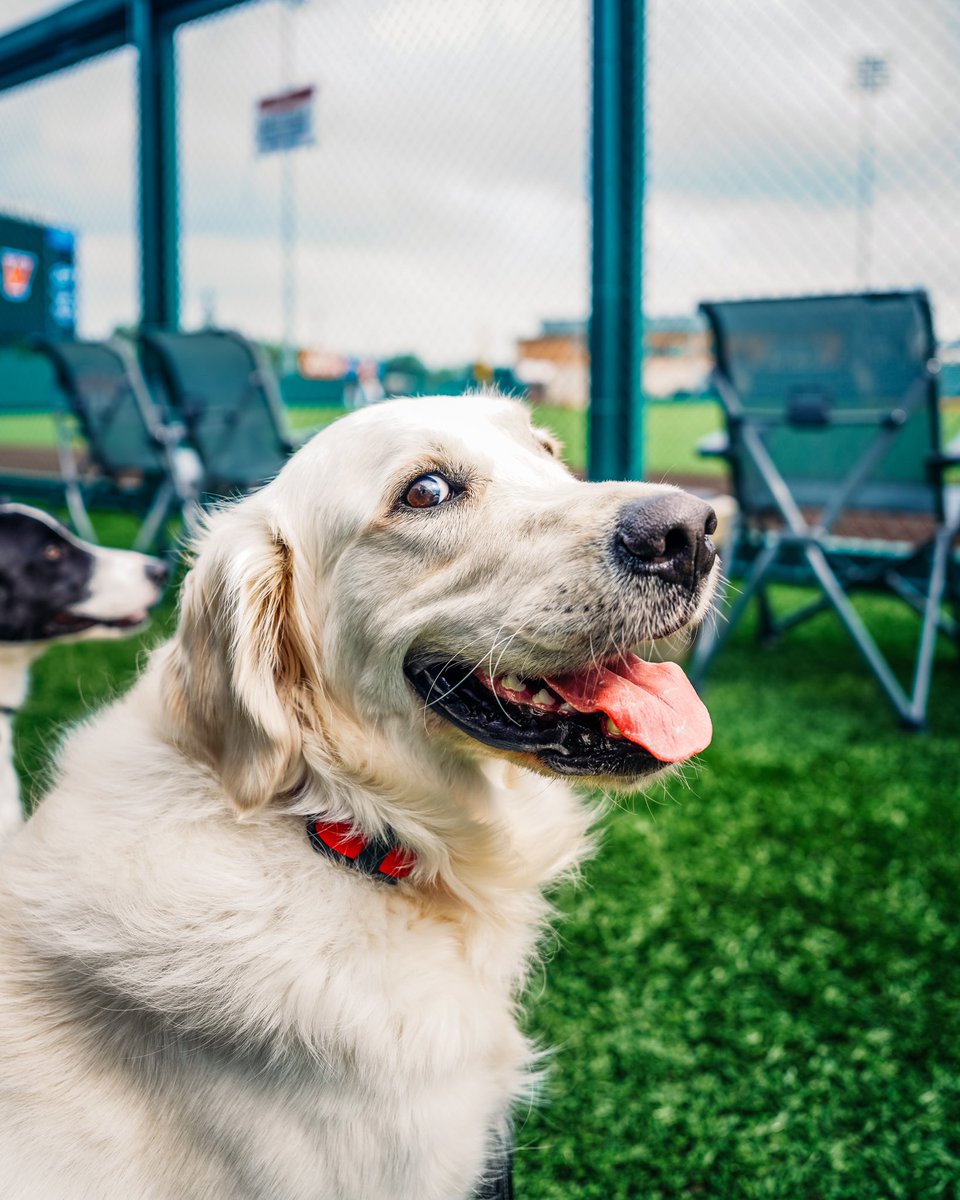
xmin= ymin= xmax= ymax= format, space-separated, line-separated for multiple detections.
xmin=589 ymin=0 xmax=645 ymax=481
xmin=132 ymin=0 xmax=179 ymax=329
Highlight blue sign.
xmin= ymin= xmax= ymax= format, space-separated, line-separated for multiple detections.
xmin=256 ymin=86 xmax=316 ymax=155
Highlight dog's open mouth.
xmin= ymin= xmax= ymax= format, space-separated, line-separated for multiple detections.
xmin=404 ymin=653 xmax=712 ymax=778
xmin=42 ymin=610 xmax=151 ymax=639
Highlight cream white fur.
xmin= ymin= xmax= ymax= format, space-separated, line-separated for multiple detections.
xmin=0 ymin=397 xmax=718 ymax=1199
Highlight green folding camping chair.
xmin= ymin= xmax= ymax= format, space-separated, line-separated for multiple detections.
xmin=43 ymin=338 xmax=203 ymax=552
xmin=690 ymin=290 xmax=959 ymax=728
xmin=139 ymin=329 xmax=300 ymax=498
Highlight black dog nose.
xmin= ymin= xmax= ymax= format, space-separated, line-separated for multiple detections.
xmin=614 ymin=493 xmax=718 ymax=586
xmin=145 ymin=559 xmax=169 ymax=589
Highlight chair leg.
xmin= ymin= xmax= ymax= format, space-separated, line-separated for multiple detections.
xmin=690 ymin=539 xmax=779 ymax=686
xmin=884 ymin=570 xmax=958 ymax=640
xmin=63 ymin=481 xmax=98 ymax=544
xmin=905 ymin=526 xmax=952 ymax=727
xmin=133 ymin=480 xmax=177 ymax=553
xmin=180 ymin=497 xmax=204 ymax=543
xmin=53 ymin=412 xmax=99 ymax=544
xmin=804 ymin=544 xmax=914 ymax=725
xmin=756 ymin=588 xmax=777 ymax=646
xmin=948 ymin=551 xmax=960 ymax=656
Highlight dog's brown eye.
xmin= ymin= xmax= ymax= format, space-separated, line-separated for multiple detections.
xmin=404 ymin=474 xmax=452 ymax=509
xmin=43 ymin=543 xmax=63 ymax=562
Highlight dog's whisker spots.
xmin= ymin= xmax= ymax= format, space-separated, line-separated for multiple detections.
xmin=486 ymin=622 xmax=512 ymax=678
xmin=488 ymin=627 xmax=526 ymax=726
xmin=420 ymin=636 xmax=507 ymax=719
xmin=418 ymin=627 xmax=524 ymax=725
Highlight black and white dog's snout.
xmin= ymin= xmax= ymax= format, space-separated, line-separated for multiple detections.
xmin=145 ymin=559 xmax=170 ymax=589
xmin=613 ymin=493 xmax=718 ymax=588
xmin=0 ymin=504 xmax=168 ymax=643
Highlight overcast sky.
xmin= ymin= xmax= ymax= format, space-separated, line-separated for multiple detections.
xmin=1 ymin=0 xmax=958 ymax=362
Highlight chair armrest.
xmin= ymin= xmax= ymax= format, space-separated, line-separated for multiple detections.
xmin=150 ymin=419 xmax=187 ymax=446
xmin=928 ymin=431 xmax=960 ymax=471
xmin=697 ymin=430 xmax=731 ymax=459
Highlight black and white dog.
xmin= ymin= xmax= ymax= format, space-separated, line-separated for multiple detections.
xmin=0 ymin=503 xmax=168 ymax=838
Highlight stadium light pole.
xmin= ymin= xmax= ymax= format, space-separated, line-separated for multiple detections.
xmin=279 ymin=0 xmax=307 ymax=377
xmin=854 ymin=54 xmax=889 ymax=291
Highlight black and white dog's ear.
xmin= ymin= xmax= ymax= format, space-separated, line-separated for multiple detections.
xmin=161 ymin=507 xmax=311 ymax=813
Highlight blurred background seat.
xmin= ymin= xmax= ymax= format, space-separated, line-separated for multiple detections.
xmin=691 ymin=290 xmax=959 ymax=727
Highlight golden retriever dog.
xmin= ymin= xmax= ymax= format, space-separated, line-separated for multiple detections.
xmin=0 ymin=396 xmax=719 ymax=1200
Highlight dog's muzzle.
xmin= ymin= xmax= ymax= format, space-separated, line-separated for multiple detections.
xmin=613 ymin=493 xmax=718 ymax=588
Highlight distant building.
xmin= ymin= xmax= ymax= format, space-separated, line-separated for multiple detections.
xmin=515 ymin=318 xmax=589 ymax=409
xmin=643 ymin=315 xmax=711 ymax=400
xmin=939 ymin=340 xmax=960 ymax=402
xmin=515 ymin=314 xmax=711 ymax=409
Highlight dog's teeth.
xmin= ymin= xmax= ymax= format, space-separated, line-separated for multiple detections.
xmin=530 ymin=689 xmax=557 ymax=708
xmin=558 ymin=702 xmax=577 ymax=715
xmin=603 ymin=715 xmax=626 ymax=738
xmin=501 ymin=673 xmax=525 ymax=693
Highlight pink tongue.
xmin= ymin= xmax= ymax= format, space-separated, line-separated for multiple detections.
xmin=545 ymin=655 xmax=712 ymax=763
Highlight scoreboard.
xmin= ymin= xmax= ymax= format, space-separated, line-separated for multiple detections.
xmin=0 ymin=213 xmax=76 ymax=342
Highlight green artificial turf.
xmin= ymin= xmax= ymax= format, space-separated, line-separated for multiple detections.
xmin=0 ymin=413 xmax=60 ymax=445
xmin=284 ymin=404 xmax=348 ymax=435
xmin=515 ymin=594 xmax=960 ymax=1199
xmin=9 ymin=528 xmax=960 ymax=1198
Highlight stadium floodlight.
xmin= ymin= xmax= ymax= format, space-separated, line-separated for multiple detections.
xmin=853 ymin=54 xmax=890 ymax=289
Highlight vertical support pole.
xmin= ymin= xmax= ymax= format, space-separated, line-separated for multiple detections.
xmin=856 ymin=85 xmax=875 ymax=290
xmin=589 ymin=0 xmax=645 ymax=481
xmin=133 ymin=0 xmax=179 ymax=329
xmin=279 ymin=0 xmax=298 ymax=377
xmin=280 ymin=150 xmax=297 ymax=375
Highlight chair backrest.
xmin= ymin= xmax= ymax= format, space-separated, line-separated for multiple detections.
xmin=44 ymin=339 xmax=169 ymax=477
xmin=140 ymin=329 xmax=294 ymax=491
xmin=0 ymin=345 xmax=63 ymax=416
xmin=700 ymin=291 xmax=941 ymax=515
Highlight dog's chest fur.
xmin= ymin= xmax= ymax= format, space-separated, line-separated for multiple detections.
xmin=0 ymin=677 xmax=585 ymax=1200
xmin=0 ymin=646 xmax=38 ymax=841
xmin=0 ymin=927 xmax=526 ymax=1200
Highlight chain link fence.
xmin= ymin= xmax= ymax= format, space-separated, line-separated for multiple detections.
xmin=0 ymin=36 xmax=138 ymax=341
xmin=1 ymin=0 xmax=958 ymax=429
xmin=177 ymin=0 xmax=589 ymax=374
xmin=0 ymin=0 xmax=589 ymax=376
xmin=646 ymin=0 xmax=960 ymax=406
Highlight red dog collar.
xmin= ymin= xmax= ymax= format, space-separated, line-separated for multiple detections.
xmin=306 ymin=819 xmax=416 ymax=884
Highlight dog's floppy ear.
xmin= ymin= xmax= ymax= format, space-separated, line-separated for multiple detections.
xmin=162 ymin=508 xmax=310 ymax=813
